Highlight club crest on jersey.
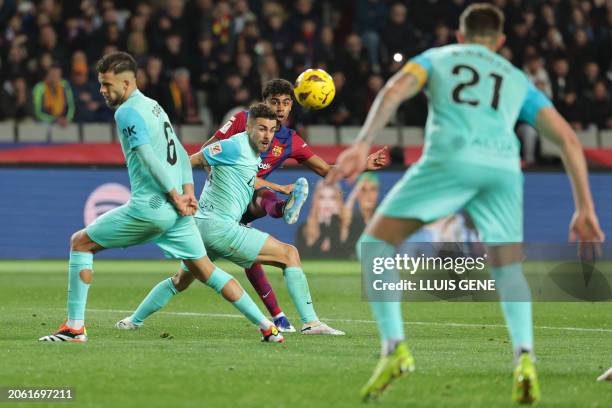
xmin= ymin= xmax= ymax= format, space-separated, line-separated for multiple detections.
xmin=271 ymin=145 xmax=283 ymax=157
xmin=208 ymin=143 xmax=222 ymax=156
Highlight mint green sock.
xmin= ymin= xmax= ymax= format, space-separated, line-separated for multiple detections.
xmin=67 ymin=251 xmax=93 ymax=320
xmin=131 ymin=278 xmax=178 ymax=325
xmin=204 ymin=267 xmax=268 ymax=328
xmin=357 ymin=234 xmax=405 ymax=342
xmin=491 ymin=262 xmax=533 ymax=352
xmin=232 ymin=292 xmax=268 ymax=327
xmin=204 ymin=267 xmax=232 ymax=293
xmin=284 ymin=267 xmax=318 ymax=323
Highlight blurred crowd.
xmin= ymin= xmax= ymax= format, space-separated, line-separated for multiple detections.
xmin=0 ymin=0 xmax=610 ymax=132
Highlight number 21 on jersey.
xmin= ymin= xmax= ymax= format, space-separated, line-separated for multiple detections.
xmin=451 ymin=64 xmax=504 ymax=110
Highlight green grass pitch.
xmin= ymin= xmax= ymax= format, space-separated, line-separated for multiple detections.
xmin=1 ymin=260 xmax=611 ymax=407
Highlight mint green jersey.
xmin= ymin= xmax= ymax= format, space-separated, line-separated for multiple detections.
xmin=196 ymin=132 xmax=261 ymax=222
xmin=114 ymin=90 xmax=189 ymax=219
xmin=410 ymin=44 xmax=551 ymax=172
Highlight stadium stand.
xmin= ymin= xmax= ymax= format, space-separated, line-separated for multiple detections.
xmin=0 ymin=0 xmax=610 ymax=166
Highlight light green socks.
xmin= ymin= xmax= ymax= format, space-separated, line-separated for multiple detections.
xmin=284 ymin=267 xmax=318 ymax=324
xmin=207 ymin=267 xmax=269 ymax=329
xmin=131 ymin=278 xmax=178 ymax=325
xmin=131 ymin=268 xmax=270 ymax=329
xmin=67 ymin=251 xmax=93 ymax=322
xmin=491 ymin=262 xmax=534 ymax=353
xmin=232 ymin=292 xmax=269 ymax=329
xmin=357 ymin=234 xmax=405 ymax=343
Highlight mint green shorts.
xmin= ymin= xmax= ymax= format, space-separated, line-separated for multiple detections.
xmin=86 ymin=204 xmax=206 ymax=259
xmin=194 ymin=216 xmax=269 ymax=268
xmin=377 ymin=159 xmax=523 ymax=243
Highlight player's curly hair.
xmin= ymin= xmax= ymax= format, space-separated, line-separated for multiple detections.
xmin=262 ymin=79 xmax=294 ymax=100
xmin=460 ymin=3 xmax=504 ymax=39
xmin=248 ymin=102 xmax=278 ymax=121
xmin=95 ymin=51 xmax=138 ymax=75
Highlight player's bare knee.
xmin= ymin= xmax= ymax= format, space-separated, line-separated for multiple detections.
xmin=184 ymin=257 xmax=216 ymax=283
xmin=69 ymin=231 xmax=83 ymax=251
xmin=70 ymin=229 xmax=100 ymax=253
xmin=284 ymin=244 xmax=301 ymax=266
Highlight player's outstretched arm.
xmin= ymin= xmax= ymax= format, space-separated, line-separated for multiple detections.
xmin=534 ymin=107 xmax=605 ymax=245
xmin=303 ymin=155 xmax=332 ymax=177
xmin=358 ymin=66 xmax=425 ymax=146
xmin=303 ymin=148 xmax=389 ymax=178
xmin=255 ymin=177 xmax=294 ymax=195
xmin=328 ymin=67 xmax=424 ymax=183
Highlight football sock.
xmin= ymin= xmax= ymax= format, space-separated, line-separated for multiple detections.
xmin=205 ymin=267 xmax=270 ymax=329
xmin=357 ymin=234 xmax=405 ymax=349
xmin=131 ymin=278 xmax=178 ymax=325
xmin=232 ymin=292 xmax=270 ymax=330
xmin=284 ymin=267 xmax=317 ymax=323
xmin=66 ymin=251 xmax=93 ymax=329
xmin=491 ymin=262 xmax=534 ymax=354
xmin=260 ymin=189 xmax=285 ymax=219
xmin=245 ymin=263 xmax=282 ymax=316
xmin=204 ymin=267 xmax=233 ymax=293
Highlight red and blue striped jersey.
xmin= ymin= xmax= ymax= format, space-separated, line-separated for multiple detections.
xmin=214 ymin=110 xmax=314 ymax=179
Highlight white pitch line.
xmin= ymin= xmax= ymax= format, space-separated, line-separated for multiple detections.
xmin=54 ymin=308 xmax=612 ymax=334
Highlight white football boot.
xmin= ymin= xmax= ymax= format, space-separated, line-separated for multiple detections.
xmin=115 ymin=316 xmax=142 ymax=330
xmin=300 ymin=322 xmax=345 ymax=335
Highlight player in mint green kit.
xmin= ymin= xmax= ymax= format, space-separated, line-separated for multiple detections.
xmin=117 ymin=103 xmax=344 ymax=336
xmin=329 ymin=4 xmax=604 ymax=403
xmin=39 ymin=52 xmax=283 ymax=344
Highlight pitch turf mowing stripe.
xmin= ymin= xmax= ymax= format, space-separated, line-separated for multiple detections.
xmin=37 ymin=307 xmax=612 ymax=333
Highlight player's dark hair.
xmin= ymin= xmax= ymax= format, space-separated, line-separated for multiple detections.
xmin=460 ymin=3 xmax=504 ymax=39
xmin=262 ymin=79 xmax=293 ymax=100
xmin=95 ymin=51 xmax=138 ymax=76
xmin=248 ymin=102 xmax=278 ymax=122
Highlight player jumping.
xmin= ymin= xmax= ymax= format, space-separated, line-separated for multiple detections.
xmin=328 ymin=4 xmax=604 ymax=403
xmin=117 ymin=103 xmax=344 ymax=336
xmin=39 ymin=52 xmax=283 ymax=344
